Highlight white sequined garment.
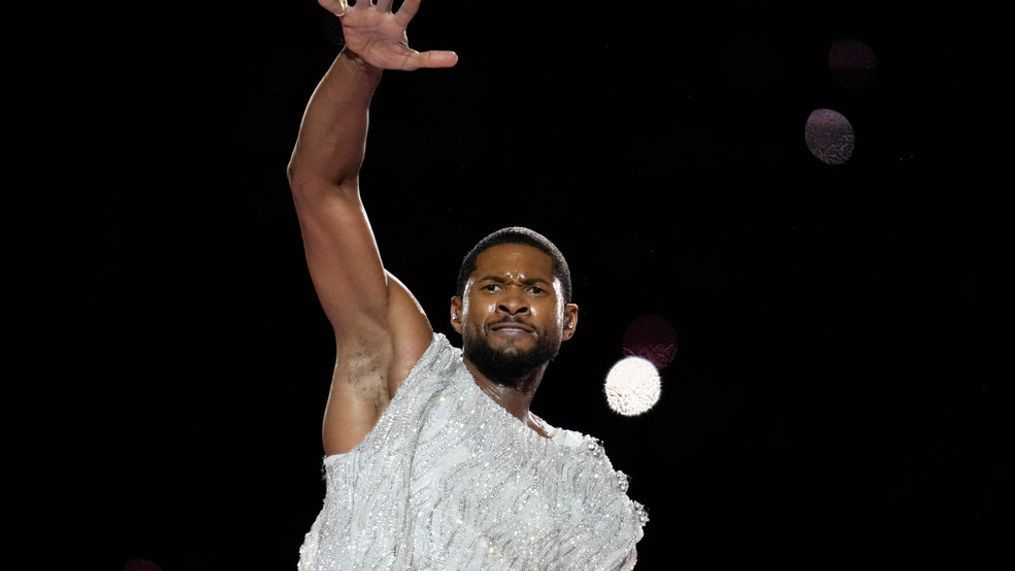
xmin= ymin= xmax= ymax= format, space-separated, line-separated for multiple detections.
xmin=297 ymin=331 xmax=649 ymax=570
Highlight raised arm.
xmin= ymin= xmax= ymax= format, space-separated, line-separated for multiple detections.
xmin=287 ymin=0 xmax=456 ymax=455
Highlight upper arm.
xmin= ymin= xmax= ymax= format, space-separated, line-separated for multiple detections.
xmin=290 ymin=182 xmax=391 ymax=345
xmin=319 ymin=273 xmax=433 ymax=456
xmin=290 ymin=181 xmax=434 ymax=455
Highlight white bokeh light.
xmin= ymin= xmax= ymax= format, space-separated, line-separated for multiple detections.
xmin=604 ymin=356 xmax=661 ymax=416
xmin=804 ymin=108 xmax=855 ymax=165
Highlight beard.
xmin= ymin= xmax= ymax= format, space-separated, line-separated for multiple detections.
xmin=463 ymin=327 xmax=561 ymax=388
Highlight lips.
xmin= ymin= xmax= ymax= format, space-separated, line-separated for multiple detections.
xmin=490 ymin=322 xmax=534 ymax=333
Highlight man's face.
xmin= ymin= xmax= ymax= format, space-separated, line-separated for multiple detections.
xmin=454 ymin=243 xmax=570 ymax=386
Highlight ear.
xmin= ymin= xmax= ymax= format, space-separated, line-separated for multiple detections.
xmin=449 ymin=296 xmax=463 ymax=334
xmin=562 ymin=303 xmax=578 ymax=341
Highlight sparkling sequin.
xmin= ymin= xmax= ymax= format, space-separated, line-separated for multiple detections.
xmin=615 ymin=470 xmax=630 ymax=493
xmin=297 ymin=332 xmax=647 ymax=570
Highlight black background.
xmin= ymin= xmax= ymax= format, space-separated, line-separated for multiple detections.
xmin=14 ymin=1 xmax=1011 ymax=569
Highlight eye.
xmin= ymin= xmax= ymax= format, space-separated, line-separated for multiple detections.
xmin=529 ymin=286 xmax=545 ymax=294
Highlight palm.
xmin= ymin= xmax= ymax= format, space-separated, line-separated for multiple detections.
xmin=342 ymin=11 xmax=416 ymax=70
xmin=318 ymin=0 xmax=457 ymax=71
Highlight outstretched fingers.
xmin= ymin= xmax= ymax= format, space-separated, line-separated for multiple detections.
xmin=318 ymin=0 xmax=350 ymax=17
xmin=394 ymin=0 xmax=422 ymax=26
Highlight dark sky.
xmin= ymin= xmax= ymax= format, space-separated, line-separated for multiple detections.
xmin=14 ymin=1 xmax=1010 ymax=569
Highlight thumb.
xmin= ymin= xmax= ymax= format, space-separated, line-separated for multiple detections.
xmin=413 ymin=50 xmax=459 ymax=69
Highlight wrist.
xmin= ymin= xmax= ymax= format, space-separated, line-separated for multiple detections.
xmin=341 ymin=47 xmax=381 ymax=76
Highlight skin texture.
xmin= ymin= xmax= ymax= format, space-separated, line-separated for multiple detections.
xmin=449 ymin=244 xmax=579 ymax=437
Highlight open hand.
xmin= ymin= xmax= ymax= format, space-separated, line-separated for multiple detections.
xmin=318 ymin=0 xmax=458 ymax=71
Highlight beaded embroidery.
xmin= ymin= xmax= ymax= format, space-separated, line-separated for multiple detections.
xmin=297 ymin=332 xmax=647 ymax=570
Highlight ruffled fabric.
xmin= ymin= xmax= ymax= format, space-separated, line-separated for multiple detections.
xmin=298 ymin=331 xmax=648 ymax=570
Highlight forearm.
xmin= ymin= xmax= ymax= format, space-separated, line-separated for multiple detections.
xmin=287 ymin=47 xmax=383 ymax=191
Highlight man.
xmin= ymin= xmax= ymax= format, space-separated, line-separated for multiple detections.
xmin=288 ymin=1 xmax=648 ymax=568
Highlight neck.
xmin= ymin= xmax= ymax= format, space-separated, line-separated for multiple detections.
xmin=462 ymin=354 xmax=546 ymax=423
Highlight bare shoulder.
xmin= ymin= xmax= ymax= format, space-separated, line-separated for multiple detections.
xmin=321 ymin=270 xmax=433 ymax=456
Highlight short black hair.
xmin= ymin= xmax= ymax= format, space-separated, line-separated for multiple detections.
xmin=456 ymin=226 xmax=573 ymax=305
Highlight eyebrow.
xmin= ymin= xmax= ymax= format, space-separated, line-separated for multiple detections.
xmin=477 ymin=275 xmax=553 ymax=287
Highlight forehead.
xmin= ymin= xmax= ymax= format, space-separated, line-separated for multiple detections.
xmin=472 ymin=243 xmax=555 ymax=283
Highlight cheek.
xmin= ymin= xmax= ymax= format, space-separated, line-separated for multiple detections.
xmin=538 ymin=301 xmax=561 ymax=320
xmin=532 ymin=306 xmax=561 ymax=332
xmin=465 ymin=300 xmax=494 ymax=329
xmin=472 ymin=299 xmax=497 ymax=317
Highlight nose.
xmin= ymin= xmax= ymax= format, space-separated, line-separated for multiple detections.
xmin=498 ymin=302 xmax=529 ymax=316
xmin=497 ymin=288 xmax=530 ymax=316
